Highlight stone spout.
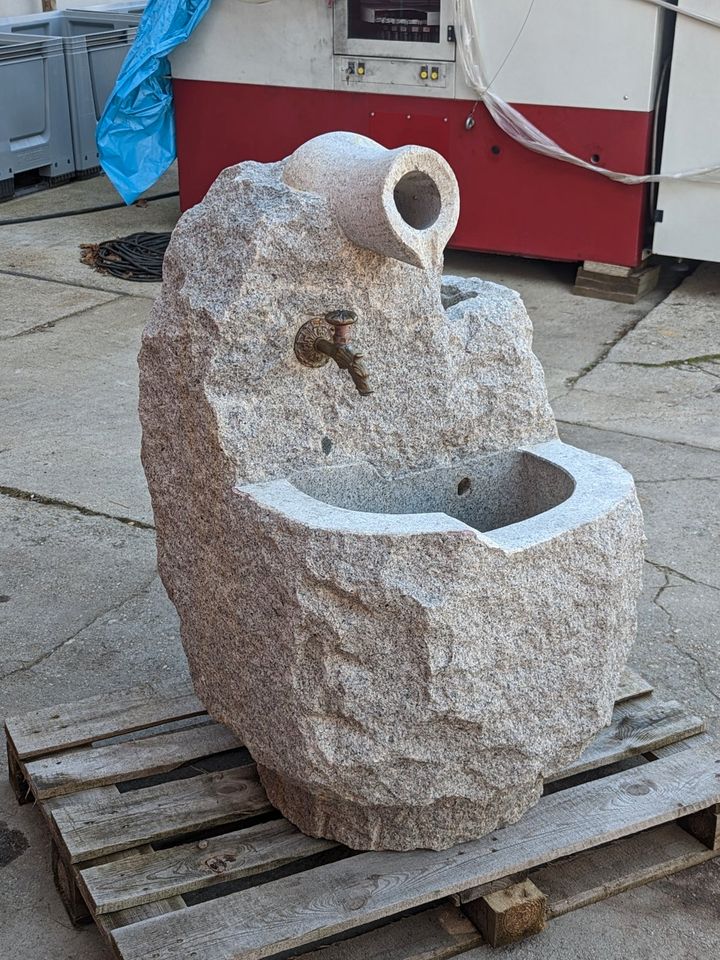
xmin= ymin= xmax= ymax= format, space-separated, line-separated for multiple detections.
xmin=283 ymin=131 xmax=459 ymax=269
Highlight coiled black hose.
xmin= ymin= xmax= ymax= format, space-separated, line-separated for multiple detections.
xmin=80 ymin=231 xmax=171 ymax=282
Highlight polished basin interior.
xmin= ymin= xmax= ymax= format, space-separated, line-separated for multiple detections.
xmin=290 ymin=450 xmax=575 ymax=533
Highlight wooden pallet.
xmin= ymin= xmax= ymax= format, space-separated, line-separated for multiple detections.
xmin=5 ymin=669 xmax=719 ymax=959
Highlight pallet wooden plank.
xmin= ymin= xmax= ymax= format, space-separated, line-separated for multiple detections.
xmin=80 ymin=818 xmax=340 ymax=915
xmin=111 ymin=747 xmax=720 ymax=960
xmin=532 ymin=821 xmax=718 ymax=918
xmin=24 ymin=722 xmax=241 ymax=799
xmin=98 ymin=896 xmax=188 ymax=934
xmin=615 ymin=668 xmax=653 ymax=703
xmin=98 ymin=895 xmax=188 ymax=959
xmin=52 ymin=764 xmax=271 ymax=863
xmin=546 ymin=699 xmax=704 ymax=783
xmin=647 ymin=731 xmax=715 ymax=758
xmin=299 ymin=904 xmax=483 ymax=960
xmin=5 ymin=681 xmax=203 ymax=760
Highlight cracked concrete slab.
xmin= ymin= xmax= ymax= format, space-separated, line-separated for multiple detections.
xmin=0 ymin=168 xmax=179 ymax=300
xmin=553 ymin=266 xmax=720 ymax=450
xmin=445 ymin=250 xmax=676 ymax=398
xmin=553 ymin=361 xmax=720 ymax=451
xmin=0 ymin=296 xmax=153 ymax=524
xmin=607 ymin=263 xmax=720 ymax=366
xmin=0 ymin=495 xmax=181 ymax=708
xmin=638 ymin=563 xmax=720 ymax=728
xmin=557 ymin=423 xmax=720 ymax=730
xmin=559 ymin=423 xmax=720 ymax=591
xmin=0 ymin=274 xmax=117 ymax=338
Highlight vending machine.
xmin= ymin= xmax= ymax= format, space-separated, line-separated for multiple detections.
xmin=170 ymin=0 xmax=673 ymax=266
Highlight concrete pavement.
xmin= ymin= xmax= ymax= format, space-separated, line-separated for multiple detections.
xmin=0 ymin=172 xmax=718 ymax=959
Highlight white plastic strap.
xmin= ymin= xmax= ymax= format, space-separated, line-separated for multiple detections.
xmin=454 ymin=0 xmax=720 ymax=185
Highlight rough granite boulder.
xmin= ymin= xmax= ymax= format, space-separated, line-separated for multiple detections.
xmin=139 ymin=132 xmax=644 ymax=851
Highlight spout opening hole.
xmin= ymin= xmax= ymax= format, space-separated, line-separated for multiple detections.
xmin=393 ymin=171 xmax=442 ymax=230
xmin=457 ymin=477 xmax=472 ymax=496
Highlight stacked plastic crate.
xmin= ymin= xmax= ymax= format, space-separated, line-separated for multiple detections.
xmin=0 ymin=6 xmax=143 ymax=200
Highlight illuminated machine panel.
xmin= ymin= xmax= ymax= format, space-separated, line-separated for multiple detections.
xmin=335 ymin=0 xmax=456 ymax=61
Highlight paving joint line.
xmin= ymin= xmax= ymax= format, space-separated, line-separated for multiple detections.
xmin=2 ymin=294 xmax=123 ymax=340
xmin=0 ymin=485 xmax=154 ymax=530
xmin=556 ymin=419 xmax=720 ymax=455
xmin=0 ymin=267 xmax=147 ymax=299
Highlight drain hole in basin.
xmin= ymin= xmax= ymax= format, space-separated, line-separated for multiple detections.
xmin=393 ymin=171 xmax=441 ymax=230
xmin=457 ymin=477 xmax=472 ymax=496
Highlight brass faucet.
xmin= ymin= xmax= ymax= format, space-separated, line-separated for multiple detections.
xmin=294 ymin=310 xmax=373 ymax=396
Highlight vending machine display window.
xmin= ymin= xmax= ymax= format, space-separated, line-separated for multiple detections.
xmin=334 ymin=0 xmax=455 ymax=61
xmin=348 ymin=1 xmax=441 ymax=44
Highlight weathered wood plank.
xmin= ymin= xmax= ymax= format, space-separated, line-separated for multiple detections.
xmin=98 ymin=896 xmax=187 ymax=935
xmin=80 ymin=818 xmax=340 ymax=915
xmin=299 ymin=904 xmax=483 ymax=960
xmin=52 ymin=764 xmax=270 ymax=863
xmin=52 ymin=839 xmax=93 ymax=925
xmin=6 ymin=738 xmax=31 ymax=804
xmin=531 ymin=821 xmax=717 ymax=918
xmin=97 ymin=894 xmax=188 ymax=960
xmin=5 ymin=682 xmax=203 ymax=760
xmin=86 ymin=845 xmax=187 ymax=954
xmin=546 ymin=699 xmax=704 ymax=783
xmin=111 ymin=747 xmax=720 ymax=960
xmin=647 ymin=731 xmax=715 ymax=758
xmin=615 ymin=668 xmax=653 ymax=704
xmin=24 ymin=722 xmax=240 ymax=799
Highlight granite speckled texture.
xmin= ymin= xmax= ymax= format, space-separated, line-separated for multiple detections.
xmin=139 ymin=133 xmax=644 ymax=851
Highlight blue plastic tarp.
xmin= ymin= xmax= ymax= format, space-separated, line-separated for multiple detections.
xmin=97 ymin=0 xmax=212 ymax=204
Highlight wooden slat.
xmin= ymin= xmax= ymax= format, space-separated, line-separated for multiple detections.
xmin=647 ymin=731 xmax=715 ymax=758
xmin=52 ymin=764 xmax=270 ymax=863
xmin=99 ymin=896 xmax=187 ymax=934
xmin=24 ymin=723 xmax=240 ymax=799
xmin=615 ymin=668 xmax=653 ymax=704
xmin=534 ymin=821 xmax=718 ymax=919
xmin=80 ymin=818 xmax=340 ymax=915
xmin=299 ymin=904 xmax=483 ymax=960
xmin=91 ymin=846 xmax=188 ymax=954
xmin=111 ymin=747 xmax=720 ymax=960
xmin=5 ymin=681 xmax=203 ymax=760
xmin=98 ymin=894 xmax=188 ymax=960
xmin=546 ymin=699 xmax=704 ymax=783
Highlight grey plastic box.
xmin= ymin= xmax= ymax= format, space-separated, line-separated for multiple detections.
xmin=0 ymin=33 xmax=75 ymax=198
xmin=71 ymin=3 xmax=146 ymax=13
xmin=0 ymin=9 xmax=140 ymax=175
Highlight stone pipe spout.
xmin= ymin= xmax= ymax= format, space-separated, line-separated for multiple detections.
xmin=283 ymin=132 xmax=460 ymax=270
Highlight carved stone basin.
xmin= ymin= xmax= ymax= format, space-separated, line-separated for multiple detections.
xmin=138 ymin=132 xmax=644 ymax=851
xmin=284 ymin=446 xmax=576 ymax=536
xmin=232 ymin=438 xmax=641 ymax=849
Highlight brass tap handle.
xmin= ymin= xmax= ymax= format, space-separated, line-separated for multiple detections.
xmin=324 ymin=310 xmax=357 ymax=346
xmin=294 ymin=311 xmax=372 ymax=397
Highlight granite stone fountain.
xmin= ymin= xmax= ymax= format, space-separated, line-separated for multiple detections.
xmin=139 ymin=132 xmax=644 ymax=851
